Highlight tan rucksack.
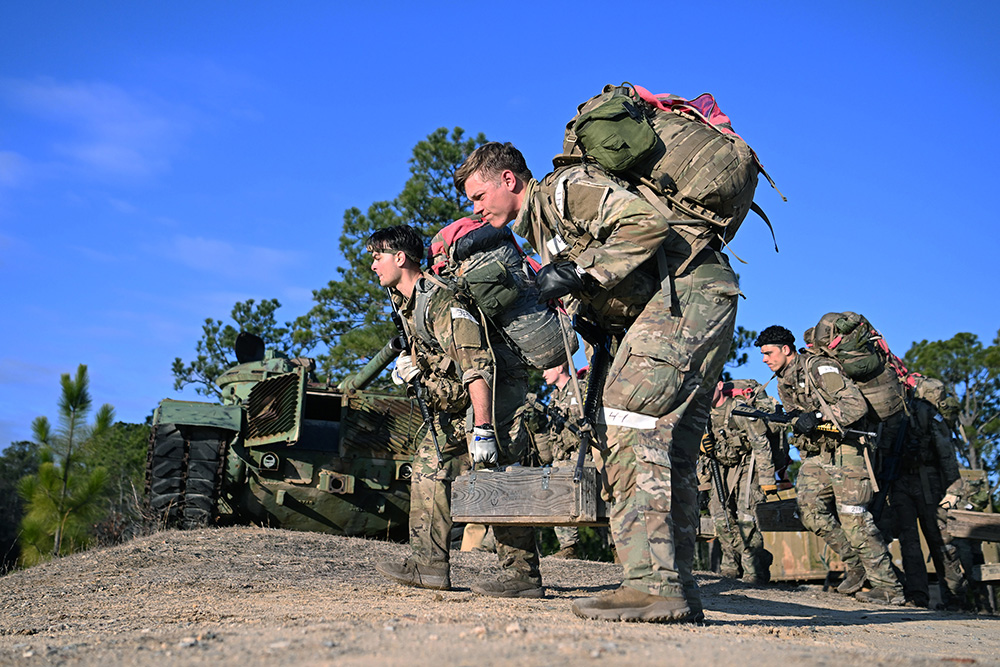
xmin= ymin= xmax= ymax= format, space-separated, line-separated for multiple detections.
xmin=556 ymin=82 xmax=783 ymax=273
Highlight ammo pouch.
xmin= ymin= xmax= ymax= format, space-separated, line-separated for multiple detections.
xmin=458 ymin=260 xmax=520 ymax=318
xmin=572 ymin=89 xmax=660 ymax=172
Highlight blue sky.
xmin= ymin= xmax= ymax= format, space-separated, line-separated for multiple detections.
xmin=1 ymin=1 xmax=997 ymax=449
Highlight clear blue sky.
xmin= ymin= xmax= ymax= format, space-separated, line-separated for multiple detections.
xmin=2 ymin=1 xmax=997 ymax=449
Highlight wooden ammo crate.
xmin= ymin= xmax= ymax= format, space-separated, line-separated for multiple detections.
xmin=451 ymin=465 xmax=608 ymax=526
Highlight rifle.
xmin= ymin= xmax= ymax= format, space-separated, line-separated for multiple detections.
xmin=731 ymin=405 xmax=878 ymax=440
xmin=566 ymin=314 xmax=614 ymax=483
xmin=700 ymin=432 xmax=732 ymax=532
xmin=384 ymin=288 xmax=444 ymax=469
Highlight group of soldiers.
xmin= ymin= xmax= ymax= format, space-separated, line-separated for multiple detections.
xmin=365 ymin=139 xmax=990 ymax=624
xmin=700 ymin=323 xmax=990 ymax=611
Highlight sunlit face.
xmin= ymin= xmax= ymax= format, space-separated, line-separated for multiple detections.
xmin=370 ymin=249 xmax=404 ymax=288
xmin=713 ymin=381 xmax=725 ymax=407
xmin=464 ymin=170 xmax=521 ymax=228
xmin=542 ymin=366 xmax=562 ymax=386
xmin=760 ymin=344 xmax=792 ymax=373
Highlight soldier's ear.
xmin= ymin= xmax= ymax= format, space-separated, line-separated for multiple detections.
xmin=500 ymin=169 xmax=519 ymax=192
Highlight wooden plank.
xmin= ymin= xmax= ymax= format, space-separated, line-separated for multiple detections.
xmin=974 ymin=563 xmax=1000 ymax=583
xmin=451 ymin=466 xmax=607 ymax=526
xmin=944 ymin=509 xmax=1000 ymax=542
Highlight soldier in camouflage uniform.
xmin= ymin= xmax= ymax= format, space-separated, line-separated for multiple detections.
xmin=755 ymin=325 xmax=905 ymax=606
xmin=703 ymin=380 xmax=780 ymax=584
xmin=940 ymin=473 xmax=992 ymax=610
xmin=368 ymin=225 xmax=542 ymax=598
xmin=528 ymin=363 xmax=589 ymax=559
xmin=455 ymin=142 xmax=740 ymax=623
xmin=884 ymin=394 xmax=967 ymax=608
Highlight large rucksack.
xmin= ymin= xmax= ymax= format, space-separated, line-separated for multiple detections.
xmin=809 ymin=311 xmax=907 ymax=421
xmin=557 ymin=82 xmax=783 ymax=273
xmin=429 ymin=217 xmax=577 ymax=370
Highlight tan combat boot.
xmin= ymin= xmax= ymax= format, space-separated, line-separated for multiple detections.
xmin=375 ymin=558 xmax=451 ymax=591
xmin=571 ymin=585 xmax=693 ymax=622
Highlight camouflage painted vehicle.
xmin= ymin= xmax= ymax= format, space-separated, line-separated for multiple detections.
xmin=145 ymin=334 xmax=424 ymax=540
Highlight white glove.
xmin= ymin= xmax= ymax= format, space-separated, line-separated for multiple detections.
xmin=471 ymin=425 xmax=499 ymax=466
xmin=393 ymin=354 xmax=420 ymax=384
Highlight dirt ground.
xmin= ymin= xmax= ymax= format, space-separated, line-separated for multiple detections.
xmin=1 ymin=527 xmax=998 ymax=666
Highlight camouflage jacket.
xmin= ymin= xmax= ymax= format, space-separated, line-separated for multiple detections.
xmin=707 ymin=396 xmax=777 ymax=481
xmin=511 ymin=164 xmax=700 ymax=329
xmin=903 ymin=397 xmax=960 ymax=485
xmin=775 ymin=350 xmax=870 ymax=455
xmin=398 ymin=275 xmax=492 ymax=414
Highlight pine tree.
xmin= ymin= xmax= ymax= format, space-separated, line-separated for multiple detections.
xmin=17 ymin=365 xmax=111 ymax=565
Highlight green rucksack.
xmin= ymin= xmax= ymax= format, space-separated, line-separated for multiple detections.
xmin=558 ymin=82 xmax=783 ymax=273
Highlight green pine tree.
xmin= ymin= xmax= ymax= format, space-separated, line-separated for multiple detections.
xmin=17 ymin=365 xmax=111 ymax=566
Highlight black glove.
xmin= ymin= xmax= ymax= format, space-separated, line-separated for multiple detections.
xmin=536 ymin=261 xmax=588 ymax=303
xmin=792 ymin=411 xmax=821 ymax=435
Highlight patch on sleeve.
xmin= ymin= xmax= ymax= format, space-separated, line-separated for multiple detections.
xmin=565 ymin=181 xmax=609 ymax=223
xmin=934 ymin=413 xmax=944 ymax=423
xmin=816 ymin=364 xmax=846 ymax=393
xmin=450 ymin=307 xmax=478 ymax=324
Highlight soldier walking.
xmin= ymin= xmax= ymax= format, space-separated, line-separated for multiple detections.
xmin=755 ymin=325 xmax=905 ymax=605
xmin=703 ymin=380 xmax=781 ymax=584
xmin=368 ymin=225 xmax=543 ymax=598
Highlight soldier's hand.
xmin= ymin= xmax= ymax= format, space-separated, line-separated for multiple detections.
xmin=792 ymin=411 xmax=821 ymax=435
xmin=471 ymin=425 xmax=499 ymax=465
xmin=535 ymin=261 xmax=589 ymax=303
xmin=393 ymin=354 xmax=421 ymax=384
xmin=939 ymin=493 xmax=959 ymax=510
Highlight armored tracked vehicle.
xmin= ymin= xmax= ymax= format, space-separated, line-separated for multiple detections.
xmin=146 ymin=334 xmax=423 ymax=540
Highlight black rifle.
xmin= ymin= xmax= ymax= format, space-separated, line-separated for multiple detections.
xmin=700 ymin=432 xmax=732 ymax=531
xmin=384 ymin=288 xmax=444 ymax=469
xmin=731 ymin=405 xmax=878 ymax=439
xmin=569 ymin=315 xmax=614 ymax=483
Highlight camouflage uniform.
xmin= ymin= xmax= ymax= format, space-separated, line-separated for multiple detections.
xmin=399 ymin=276 xmax=540 ymax=583
xmin=775 ymin=350 xmax=902 ymax=594
xmin=514 ymin=163 xmax=740 ymax=608
xmin=885 ymin=397 xmax=966 ymax=606
xmin=705 ymin=393 xmax=778 ymax=582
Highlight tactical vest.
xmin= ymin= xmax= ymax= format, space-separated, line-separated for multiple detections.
xmin=407 ymin=278 xmax=470 ymax=414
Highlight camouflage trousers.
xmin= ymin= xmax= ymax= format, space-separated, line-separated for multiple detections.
xmin=887 ymin=467 xmax=966 ymax=604
xmin=707 ymin=459 xmax=768 ymax=578
xmin=796 ymin=447 xmax=900 ymax=590
xmin=599 ymin=252 xmax=739 ymax=601
xmin=408 ymin=372 xmax=540 ymax=583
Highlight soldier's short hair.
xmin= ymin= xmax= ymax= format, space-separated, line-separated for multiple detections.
xmin=454 ymin=141 xmax=533 ymax=193
xmin=754 ymin=325 xmax=795 ymax=349
xmin=366 ymin=225 xmax=425 ymax=266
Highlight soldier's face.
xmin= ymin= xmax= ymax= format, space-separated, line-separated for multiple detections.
xmin=370 ymin=250 xmax=403 ymax=288
xmin=760 ymin=344 xmax=791 ymax=373
xmin=465 ymin=170 xmax=521 ymax=227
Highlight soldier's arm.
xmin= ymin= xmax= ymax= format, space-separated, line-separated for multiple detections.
xmin=431 ymin=293 xmax=495 ymax=414
xmin=808 ymin=357 xmax=869 ymax=427
xmin=554 ymin=166 xmax=675 ymax=289
xmin=930 ymin=412 xmax=961 ymax=487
